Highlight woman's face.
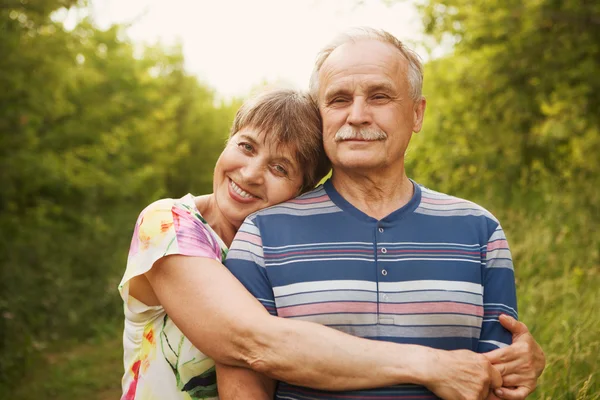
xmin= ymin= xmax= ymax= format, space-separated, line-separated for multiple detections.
xmin=213 ymin=127 xmax=304 ymax=228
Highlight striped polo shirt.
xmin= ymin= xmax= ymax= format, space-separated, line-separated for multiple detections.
xmin=225 ymin=179 xmax=517 ymax=399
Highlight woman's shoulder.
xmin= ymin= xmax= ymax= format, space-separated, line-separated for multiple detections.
xmin=129 ymin=194 xmax=214 ymax=258
xmin=138 ymin=194 xmax=198 ymax=220
xmin=135 ymin=194 xmax=203 ymax=231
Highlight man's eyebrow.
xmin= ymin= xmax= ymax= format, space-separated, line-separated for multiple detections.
xmin=324 ymin=82 xmax=397 ymax=99
xmin=324 ymin=86 xmax=351 ymax=99
xmin=367 ymin=82 xmax=396 ymax=94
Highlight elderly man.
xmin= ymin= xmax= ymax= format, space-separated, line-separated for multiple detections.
xmin=222 ymin=28 xmax=544 ymax=399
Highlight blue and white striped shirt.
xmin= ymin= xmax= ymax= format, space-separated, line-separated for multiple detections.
xmin=225 ymin=179 xmax=517 ymax=399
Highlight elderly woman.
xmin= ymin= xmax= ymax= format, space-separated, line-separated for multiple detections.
xmin=119 ymin=88 xmax=544 ymax=400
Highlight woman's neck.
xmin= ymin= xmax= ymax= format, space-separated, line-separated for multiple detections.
xmin=193 ymin=194 xmax=239 ymax=247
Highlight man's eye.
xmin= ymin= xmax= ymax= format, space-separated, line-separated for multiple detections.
xmin=330 ymin=97 xmax=348 ymax=104
xmin=372 ymin=94 xmax=389 ymax=100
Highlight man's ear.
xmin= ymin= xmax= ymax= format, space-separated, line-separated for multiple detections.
xmin=412 ymin=97 xmax=427 ymax=133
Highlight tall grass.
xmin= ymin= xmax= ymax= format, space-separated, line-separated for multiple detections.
xmin=506 ymin=208 xmax=599 ymax=399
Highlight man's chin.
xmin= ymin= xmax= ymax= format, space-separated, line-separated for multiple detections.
xmin=333 ymin=157 xmax=385 ymax=171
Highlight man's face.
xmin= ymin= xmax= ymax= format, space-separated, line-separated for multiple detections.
xmin=317 ymin=39 xmax=426 ymax=173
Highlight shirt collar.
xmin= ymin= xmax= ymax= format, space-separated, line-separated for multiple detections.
xmin=323 ymin=178 xmax=422 ymax=224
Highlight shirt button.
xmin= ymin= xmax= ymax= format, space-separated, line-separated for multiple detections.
xmin=381 ymin=248 xmax=387 ymax=254
xmin=382 ymin=269 xmax=388 ymax=276
xmin=378 ymin=228 xmax=384 ymax=233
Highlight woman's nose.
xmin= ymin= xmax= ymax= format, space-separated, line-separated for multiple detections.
xmin=241 ymin=161 xmax=265 ymax=185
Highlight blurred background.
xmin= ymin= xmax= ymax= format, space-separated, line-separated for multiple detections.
xmin=0 ymin=0 xmax=598 ymax=398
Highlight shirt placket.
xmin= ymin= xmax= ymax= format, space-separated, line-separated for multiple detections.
xmin=375 ymin=222 xmax=392 ymax=325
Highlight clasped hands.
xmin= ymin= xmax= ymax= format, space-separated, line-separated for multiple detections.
xmin=426 ymin=315 xmax=545 ymax=400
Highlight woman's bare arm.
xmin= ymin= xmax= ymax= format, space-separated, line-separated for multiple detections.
xmin=145 ymin=254 xmax=503 ymax=397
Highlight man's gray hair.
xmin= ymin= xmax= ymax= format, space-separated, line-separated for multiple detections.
xmin=309 ymin=27 xmax=424 ymax=104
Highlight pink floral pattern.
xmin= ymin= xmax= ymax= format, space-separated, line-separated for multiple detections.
xmin=119 ymin=194 xmax=227 ymax=399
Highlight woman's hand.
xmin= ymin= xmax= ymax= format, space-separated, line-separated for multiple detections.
xmin=483 ymin=315 xmax=546 ymax=400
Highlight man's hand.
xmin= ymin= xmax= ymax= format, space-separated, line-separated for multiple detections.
xmin=424 ymin=349 xmax=503 ymax=400
xmin=483 ymin=315 xmax=546 ymax=400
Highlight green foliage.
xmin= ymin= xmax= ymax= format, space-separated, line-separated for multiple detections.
xmin=405 ymin=0 xmax=600 ymax=397
xmin=8 ymin=327 xmax=123 ymax=400
xmin=2 ymin=0 xmax=598 ymax=397
xmin=0 ymin=1 xmax=237 ymax=393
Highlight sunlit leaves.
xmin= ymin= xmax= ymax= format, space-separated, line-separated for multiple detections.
xmin=0 ymin=0 xmax=237 ymax=391
xmin=403 ymin=0 xmax=600 ymax=396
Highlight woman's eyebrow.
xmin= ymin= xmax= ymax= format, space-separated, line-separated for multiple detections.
xmin=273 ymin=155 xmax=297 ymax=172
xmin=238 ymin=134 xmax=260 ymax=145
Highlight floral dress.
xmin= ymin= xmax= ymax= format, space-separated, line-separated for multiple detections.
xmin=119 ymin=194 xmax=227 ymax=400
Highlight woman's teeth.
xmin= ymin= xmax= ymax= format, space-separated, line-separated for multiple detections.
xmin=230 ymin=180 xmax=255 ymax=199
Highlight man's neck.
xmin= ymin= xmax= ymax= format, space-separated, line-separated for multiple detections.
xmin=331 ymin=167 xmax=414 ymax=220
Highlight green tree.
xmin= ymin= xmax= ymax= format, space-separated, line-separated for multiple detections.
xmin=401 ymin=0 xmax=600 ymax=397
xmin=0 ymin=1 xmax=238 ymax=392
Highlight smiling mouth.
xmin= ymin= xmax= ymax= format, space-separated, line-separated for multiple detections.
xmin=229 ymin=179 xmax=258 ymax=199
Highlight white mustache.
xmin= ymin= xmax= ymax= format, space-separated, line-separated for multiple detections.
xmin=334 ymin=125 xmax=387 ymax=142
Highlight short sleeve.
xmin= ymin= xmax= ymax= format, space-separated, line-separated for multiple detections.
xmin=118 ymin=195 xmax=223 ymax=313
xmin=477 ymin=222 xmax=518 ymax=352
xmin=224 ymin=218 xmax=277 ymax=316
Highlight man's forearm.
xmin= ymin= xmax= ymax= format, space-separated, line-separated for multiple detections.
xmin=216 ymin=363 xmax=275 ymax=400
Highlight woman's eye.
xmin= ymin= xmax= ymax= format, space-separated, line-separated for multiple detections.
xmin=272 ymin=165 xmax=288 ymax=176
xmin=238 ymin=142 xmax=254 ymax=152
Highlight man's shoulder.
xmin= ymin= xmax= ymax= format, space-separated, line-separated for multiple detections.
xmin=416 ymin=184 xmax=499 ymax=224
xmin=246 ymin=184 xmax=341 ymax=223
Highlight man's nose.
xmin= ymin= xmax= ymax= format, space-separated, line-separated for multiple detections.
xmin=347 ymin=97 xmax=372 ymax=126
